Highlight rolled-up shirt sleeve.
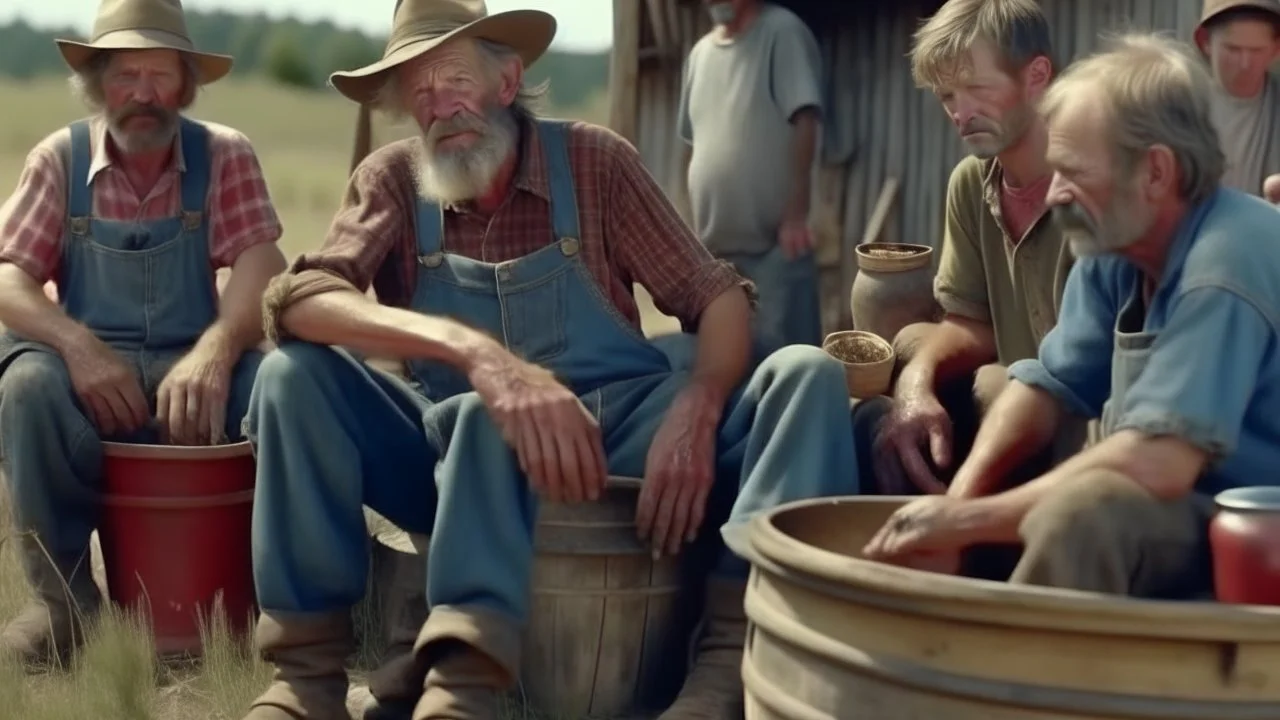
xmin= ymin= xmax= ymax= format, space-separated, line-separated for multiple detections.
xmin=1112 ymin=285 xmax=1269 ymax=457
xmin=603 ymin=137 xmax=755 ymax=330
xmin=1008 ymin=258 xmax=1118 ymax=418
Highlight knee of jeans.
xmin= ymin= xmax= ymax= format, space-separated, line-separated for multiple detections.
xmin=0 ymin=352 xmax=75 ymax=420
xmin=246 ymin=343 xmax=344 ymax=431
xmin=1019 ymin=469 xmax=1148 ymax=549
xmin=759 ymin=344 xmax=845 ymax=393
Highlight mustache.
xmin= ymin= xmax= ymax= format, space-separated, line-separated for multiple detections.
xmin=960 ymin=119 xmax=999 ymax=135
xmin=424 ymin=110 xmax=490 ymax=147
xmin=1050 ymin=202 xmax=1098 ymax=235
xmin=110 ymin=103 xmax=171 ymax=124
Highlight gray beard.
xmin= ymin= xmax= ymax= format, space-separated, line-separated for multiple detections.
xmin=414 ymin=110 xmax=519 ymax=206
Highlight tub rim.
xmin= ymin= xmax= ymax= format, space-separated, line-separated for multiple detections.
xmin=101 ymin=439 xmax=254 ymax=460
xmin=747 ymin=495 xmax=1280 ymax=642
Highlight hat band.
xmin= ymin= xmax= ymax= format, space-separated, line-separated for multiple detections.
xmin=89 ymin=27 xmax=196 ymax=51
xmin=383 ymin=19 xmax=473 ymax=56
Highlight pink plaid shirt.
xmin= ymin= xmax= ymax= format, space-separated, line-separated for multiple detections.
xmin=0 ymin=115 xmax=282 ymax=285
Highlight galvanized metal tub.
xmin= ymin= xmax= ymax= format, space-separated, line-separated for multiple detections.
xmin=743 ymin=496 xmax=1280 ymax=719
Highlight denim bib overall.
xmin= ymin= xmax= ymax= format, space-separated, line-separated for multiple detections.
xmin=245 ymin=120 xmax=858 ymax=621
xmin=0 ymin=118 xmax=262 ymax=563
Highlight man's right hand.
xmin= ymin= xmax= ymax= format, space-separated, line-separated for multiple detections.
xmin=467 ymin=346 xmax=608 ymax=504
xmin=62 ymin=338 xmax=149 ymax=438
xmin=871 ymin=391 xmax=952 ymax=495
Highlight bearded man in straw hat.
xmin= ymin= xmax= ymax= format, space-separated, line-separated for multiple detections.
xmin=240 ymin=0 xmax=859 ymax=718
xmin=0 ymin=0 xmax=285 ymax=667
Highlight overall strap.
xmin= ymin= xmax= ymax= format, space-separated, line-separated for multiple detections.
xmin=67 ymin=120 xmax=94 ymax=217
xmin=534 ymin=120 xmax=582 ymax=242
xmin=414 ymin=196 xmax=444 ymax=256
xmin=178 ymin=118 xmax=211 ymax=215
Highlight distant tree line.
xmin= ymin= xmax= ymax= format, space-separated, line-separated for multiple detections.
xmin=0 ymin=12 xmax=610 ymax=108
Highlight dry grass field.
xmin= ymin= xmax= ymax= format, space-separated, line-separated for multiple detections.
xmin=0 ymin=76 xmax=680 ymax=719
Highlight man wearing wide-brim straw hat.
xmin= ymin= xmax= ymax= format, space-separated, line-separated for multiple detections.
xmin=241 ymin=0 xmax=860 ymax=719
xmin=0 ymin=0 xmax=285 ymax=669
xmin=1193 ymin=0 xmax=1280 ymax=197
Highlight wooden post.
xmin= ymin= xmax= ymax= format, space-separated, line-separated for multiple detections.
xmin=609 ymin=0 xmax=642 ymax=142
xmin=350 ymin=102 xmax=373 ymax=175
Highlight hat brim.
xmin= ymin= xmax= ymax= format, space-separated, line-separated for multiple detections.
xmin=1196 ymin=0 xmax=1280 ymax=34
xmin=329 ymin=9 xmax=557 ymax=105
xmin=55 ymin=29 xmax=234 ymax=85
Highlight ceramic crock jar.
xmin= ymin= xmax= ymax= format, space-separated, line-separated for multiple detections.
xmin=1209 ymin=485 xmax=1280 ymax=605
xmin=849 ymin=242 xmax=940 ymax=345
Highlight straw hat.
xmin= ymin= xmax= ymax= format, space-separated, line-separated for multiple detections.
xmin=1197 ymin=0 xmax=1280 ymax=33
xmin=330 ymin=0 xmax=557 ymax=104
xmin=55 ymin=0 xmax=233 ymax=84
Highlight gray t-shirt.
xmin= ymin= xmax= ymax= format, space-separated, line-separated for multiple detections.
xmin=677 ymin=3 xmax=822 ymax=256
xmin=1209 ymin=82 xmax=1274 ymax=195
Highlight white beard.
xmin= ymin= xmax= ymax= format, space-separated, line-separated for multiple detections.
xmin=413 ymin=109 xmax=518 ymax=206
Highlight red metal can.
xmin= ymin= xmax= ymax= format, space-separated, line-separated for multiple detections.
xmin=1209 ymin=486 xmax=1280 ymax=606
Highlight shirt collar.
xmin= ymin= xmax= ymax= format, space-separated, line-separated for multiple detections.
xmin=86 ymin=114 xmax=186 ymax=184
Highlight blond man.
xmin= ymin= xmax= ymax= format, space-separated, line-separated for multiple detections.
xmin=1195 ymin=0 xmax=1280 ymax=196
xmin=0 ymin=0 xmax=284 ymax=667
xmin=854 ymin=0 xmax=1079 ymax=511
xmin=865 ymin=32 xmax=1280 ymax=598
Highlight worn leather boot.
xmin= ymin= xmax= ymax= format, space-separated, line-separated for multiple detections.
xmin=242 ymin=610 xmax=355 ymax=720
xmin=658 ymin=578 xmax=748 ymax=720
xmin=0 ymin=533 xmax=101 ymax=668
xmin=411 ymin=606 xmax=522 ymax=720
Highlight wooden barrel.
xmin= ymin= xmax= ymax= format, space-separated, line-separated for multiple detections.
xmin=743 ymin=496 xmax=1280 ymax=719
xmin=356 ymin=478 xmax=701 ymax=717
xmin=521 ymin=476 xmax=701 ymax=718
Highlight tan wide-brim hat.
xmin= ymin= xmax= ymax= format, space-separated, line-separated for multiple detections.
xmin=1197 ymin=0 xmax=1280 ymax=34
xmin=330 ymin=0 xmax=556 ymax=105
xmin=55 ymin=0 xmax=233 ymax=85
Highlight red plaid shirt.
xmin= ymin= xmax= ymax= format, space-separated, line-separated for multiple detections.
xmin=0 ymin=115 xmax=282 ymax=285
xmin=286 ymin=118 xmax=751 ymax=331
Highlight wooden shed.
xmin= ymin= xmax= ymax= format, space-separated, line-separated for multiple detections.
xmin=607 ymin=0 xmax=1206 ymax=332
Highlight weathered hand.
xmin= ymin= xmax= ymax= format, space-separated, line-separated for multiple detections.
xmin=63 ymin=339 xmax=149 ymax=438
xmin=468 ymin=349 xmax=606 ymax=504
xmin=636 ymin=383 xmax=722 ymax=558
xmin=778 ymin=216 xmax=813 ymax=259
xmin=156 ymin=344 xmax=234 ymax=446
xmin=871 ymin=391 xmax=952 ymax=495
xmin=861 ymin=495 xmax=973 ymax=563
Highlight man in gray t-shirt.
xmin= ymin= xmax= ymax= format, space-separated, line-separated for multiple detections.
xmin=677 ymin=0 xmax=824 ymax=354
xmin=1195 ymin=0 xmax=1280 ymax=196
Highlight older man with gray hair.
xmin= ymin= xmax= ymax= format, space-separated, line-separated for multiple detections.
xmin=240 ymin=1 xmax=859 ymax=718
xmin=861 ymin=32 xmax=1280 ymax=599
xmin=0 ymin=0 xmax=284 ymax=668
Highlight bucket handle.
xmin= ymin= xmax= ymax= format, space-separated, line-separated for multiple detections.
xmin=99 ymin=489 xmax=255 ymax=510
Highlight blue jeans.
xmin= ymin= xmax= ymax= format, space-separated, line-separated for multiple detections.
xmin=245 ymin=342 xmax=859 ymax=623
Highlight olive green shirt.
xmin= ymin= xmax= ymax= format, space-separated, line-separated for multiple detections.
xmin=933 ymin=156 xmax=1074 ymax=365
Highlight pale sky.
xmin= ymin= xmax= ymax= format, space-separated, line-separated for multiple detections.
xmin=0 ymin=0 xmax=614 ymax=51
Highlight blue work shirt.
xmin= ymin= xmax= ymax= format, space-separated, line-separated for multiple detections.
xmin=1009 ymin=187 xmax=1280 ymax=496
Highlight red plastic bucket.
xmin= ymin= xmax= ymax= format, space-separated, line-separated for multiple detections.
xmin=97 ymin=440 xmax=257 ymax=656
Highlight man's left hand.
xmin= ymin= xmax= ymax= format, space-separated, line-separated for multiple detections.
xmin=636 ymin=382 xmax=723 ymax=558
xmin=157 ymin=342 xmax=235 ymax=446
xmin=778 ymin=216 xmax=813 ymax=259
xmin=861 ymin=495 xmax=978 ymax=563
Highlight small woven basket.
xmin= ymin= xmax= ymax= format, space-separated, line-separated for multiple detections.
xmin=822 ymin=330 xmax=895 ymax=399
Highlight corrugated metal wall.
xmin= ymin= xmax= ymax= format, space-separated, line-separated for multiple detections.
xmin=612 ymin=0 xmax=1206 ymax=331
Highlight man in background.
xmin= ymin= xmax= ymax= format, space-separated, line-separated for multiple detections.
xmin=678 ymin=0 xmax=824 ymax=353
xmin=1195 ymin=0 xmax=1280 ymax=196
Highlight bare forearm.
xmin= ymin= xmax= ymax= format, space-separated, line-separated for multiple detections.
xmin=896 ymin=317 xmax=998 ymax=399
xmin=279 ymin=289 xmax=496 ymax=372
xmin=0 ymin=263 xmax=93 ymax=356
xmin=689 ymin=288 xmax=753 ymax=405
xmin=201 ymin=244 xmax=287 ymax=358
xmin=784 ymin=110 xmax=819 ymax=218
xmin=949 ymin=381 xmax=1061 ymax=498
